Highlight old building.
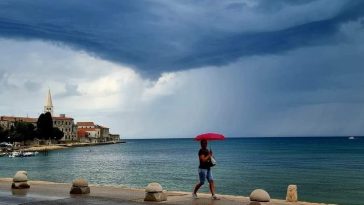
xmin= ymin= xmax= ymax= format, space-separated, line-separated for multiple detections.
xmin=53 ymin=114 xmax=77 ymax=142
xmin=77 ymin=122 xmax=120 ymax=143
xmin=77 ymin=122 xmax=99 ymax=143
xmin=0 ymin=116 xmax=37 ymax=130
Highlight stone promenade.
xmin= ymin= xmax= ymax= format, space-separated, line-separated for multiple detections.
xmin=0 ymin=179 xmax=333 ymax=205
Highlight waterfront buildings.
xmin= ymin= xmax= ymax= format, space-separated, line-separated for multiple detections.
xmin=0 ymin=90 xmax=120 ymax=143
xmin=79 ymin=124 xmax=120 ymax=143
xmin=76 ymin=122 xmax=119 ymax=143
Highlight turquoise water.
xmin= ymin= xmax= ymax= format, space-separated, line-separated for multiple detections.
xmin=0 ymin=137 xmax=363 ymax=205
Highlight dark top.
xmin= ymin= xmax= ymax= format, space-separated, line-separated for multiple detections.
xmin=198 ymin=148 xmax=210 ymax=169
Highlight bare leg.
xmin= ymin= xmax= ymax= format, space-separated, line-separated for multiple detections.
xmin=193 ymin=183 xmax=203 ymax=194
xmin=209 ymin=180 xmax=215 ymax=195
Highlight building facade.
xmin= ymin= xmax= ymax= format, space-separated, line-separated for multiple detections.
xmin=0 ymin=116 xmax=37 ymax=130
xmin=53 ymin=114 xmax=77 ymax=141
xmin=77 ymin=122 xmax=98 ymax=143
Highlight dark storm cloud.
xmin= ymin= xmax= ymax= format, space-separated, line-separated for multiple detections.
xmin=0 ymin=0 xmax=363 ymax=75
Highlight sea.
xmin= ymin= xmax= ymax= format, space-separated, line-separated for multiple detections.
xmin=0 ymin=137 xmax=363 ymax=205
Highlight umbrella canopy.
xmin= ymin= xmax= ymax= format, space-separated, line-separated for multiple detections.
xmin=194 ymin=133 xmax=225 ymax=141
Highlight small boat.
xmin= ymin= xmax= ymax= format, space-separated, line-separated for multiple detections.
xmin=9 ymin=151 xmax=21 ymax=158
xmin=349 ymin=136 xmax=355 ymax=140
xmin=0 ymin=142 xmax=12 ymax=148
xmin=0 ymin=153 xmax=7 ymax=157
xmin=9 ymin=151 xmax=39 ymax=157
xmin=22 ymin=152 xmax=39 ymax=157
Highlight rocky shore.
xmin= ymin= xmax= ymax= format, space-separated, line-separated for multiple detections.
xmin=1 ymin=141 xmax=125 ymax=153
xmin=0 ymin=178 xmax=336 ymax=205
xmin=20 ymin=145 xmax=67 ymax=152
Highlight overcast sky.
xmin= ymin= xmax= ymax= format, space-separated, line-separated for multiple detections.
xmin=1 ymin=0 xmax=364 ymax=138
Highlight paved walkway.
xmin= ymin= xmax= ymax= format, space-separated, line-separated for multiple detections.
xmin=0 ymin=181 xmax=247 ymax=205
xmin=0 ymin=190 xmax=246 ymax=205
xmin=0 ymin=179 xmax=332 ymax=205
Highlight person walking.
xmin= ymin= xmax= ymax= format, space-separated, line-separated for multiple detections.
xmin=192 ymin=139 xmax=220 ymax=200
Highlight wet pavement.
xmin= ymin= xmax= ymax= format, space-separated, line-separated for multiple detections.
xmin=0 ymin=179 xmax=331 ymax=205
xmin=21 ymin=196 xmax=144 ymax=205
xmin=0 ymin=190 xmax=235 ymax=205
xmin=0 ymin=184 xmax=249 ymax=205
xmin=0 ymin=191 xmax=65 ymax=205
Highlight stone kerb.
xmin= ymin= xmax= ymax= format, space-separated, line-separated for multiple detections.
xmin=70 ymin=178 xmax=90 ymax=194
xmin=144 ymin=182 xmax=167 ymax=202
xmin=12 ymin=171 xmax=30 ymax=189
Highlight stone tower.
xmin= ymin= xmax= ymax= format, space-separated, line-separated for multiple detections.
xmin=44 ymin=89 xmax=54 ymax=115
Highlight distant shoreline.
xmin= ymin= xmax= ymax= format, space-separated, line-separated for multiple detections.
xmin=1 ymin=141 xmax=126 ymax=153
xmin=123 ymin=136 xmax=363 ymax=140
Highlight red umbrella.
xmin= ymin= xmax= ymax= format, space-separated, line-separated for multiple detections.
xmin=194 ymin=133 xmax=225 ymax=141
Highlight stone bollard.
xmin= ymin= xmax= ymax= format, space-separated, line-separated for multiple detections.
xmin=70 ymin=178 xmax=90 ymax=194
xmin=286 ymin=185 xmax=298 ymax=202
xmin=249 ymin=189 xmax=270 ymax=202
xmin=12 ymin=189 xmax=29 ymax=196
xmin=12 ymin=171 xmax=30 ymax=189
xmin=144 ymin=182 xmax=167 ymax=202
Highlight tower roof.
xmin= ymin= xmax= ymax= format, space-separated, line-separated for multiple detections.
xmin=45 ymin=89 xmax=53 ymax=107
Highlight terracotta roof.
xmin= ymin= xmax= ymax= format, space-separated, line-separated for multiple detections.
xmin=78 ymin=128 xmax=96 ymax=132
xmin=53 ymin=116 xmax=73 ymax=120
xmin=1 ymin=115 xmax=73 ymax=122
xmin=77 ymin=122 xmax=95 ymax=126
xmin=0 ymin=116 xmax=37 ymax=123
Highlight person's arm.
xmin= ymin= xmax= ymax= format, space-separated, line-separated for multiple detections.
xmin=199 ymin=152 xmax=211 ymax=162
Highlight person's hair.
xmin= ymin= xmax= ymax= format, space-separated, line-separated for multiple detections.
xmin=200 ymin=140 xmax=207 ymax=146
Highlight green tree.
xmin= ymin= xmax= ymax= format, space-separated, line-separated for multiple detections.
xmin=24 ymin=123 xmax=36 ymax=141
xmin=0 ymin=126 xmax=7 ymax=142
xmin=52 ymin=127 xmax=64 ymax=141
xmin=8 ymin=125 xmax=15 ymax=143
xmin=37 ymin=112 xmax=53 ymax=140
xmin=9 ymin=122 xmax=37 ymax=142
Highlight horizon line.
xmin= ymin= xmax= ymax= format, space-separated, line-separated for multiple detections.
xmin=123 ymin=136 xmax=363 ymax=140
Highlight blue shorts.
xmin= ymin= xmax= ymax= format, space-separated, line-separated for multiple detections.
xmin=198 ymin=168 xmax=213 ymax=185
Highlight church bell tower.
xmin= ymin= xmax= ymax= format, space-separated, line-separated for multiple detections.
xmin=44 ymin=89 xmax=54 ymax=115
